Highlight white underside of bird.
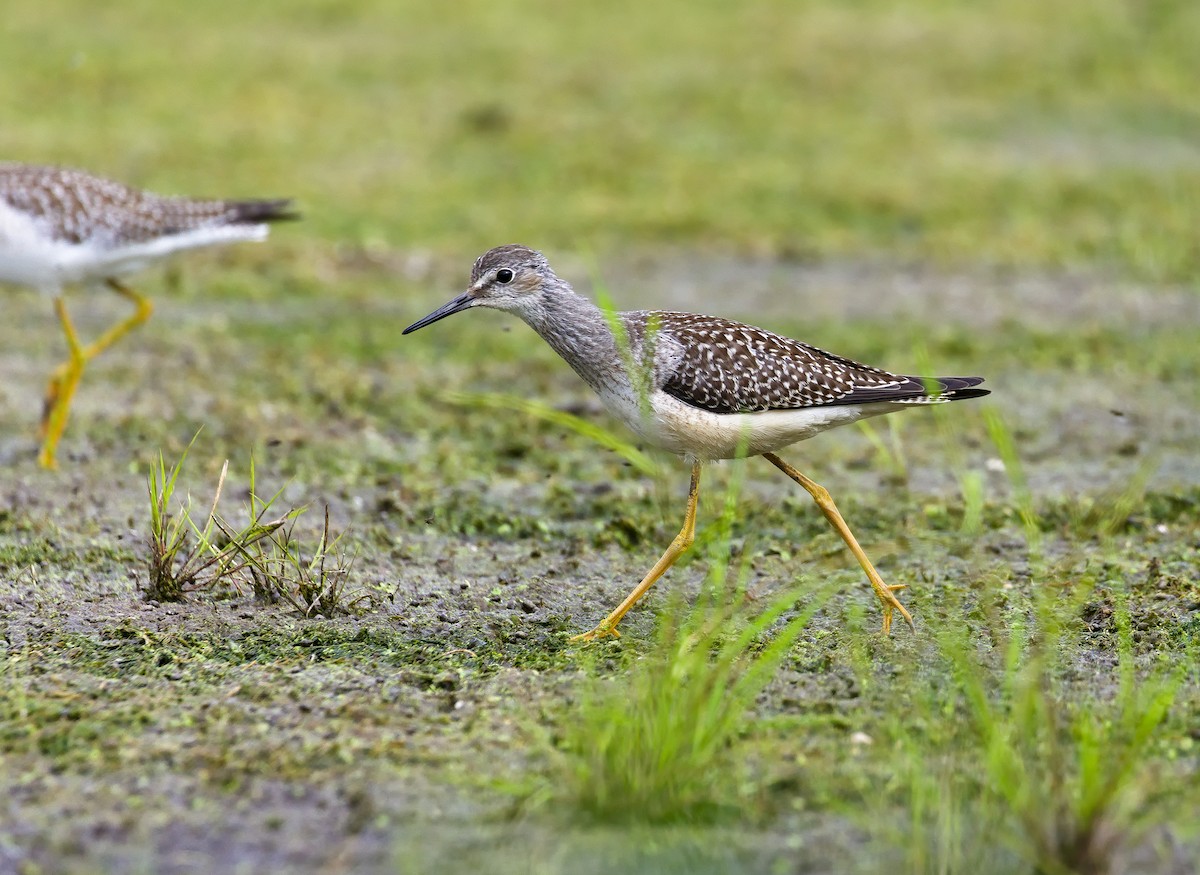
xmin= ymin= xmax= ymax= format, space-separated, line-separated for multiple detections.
xmin=596 ymin=383 xmax=913 ymax=461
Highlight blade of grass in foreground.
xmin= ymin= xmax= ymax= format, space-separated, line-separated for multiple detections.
xmin=554 ymin=581 xmax=830 ymax=825
xmin=445 ymin=390 xmax=658 ymax=476
xmin=545 ymin=456 xmax=833 ymax=824
xmin=983 ymin=408 xmax=1040 ymax=554
xmin=919 ymin=586 xmax=1184 ymax=875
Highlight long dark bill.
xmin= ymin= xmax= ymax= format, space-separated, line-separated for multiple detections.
xmin=402 ymin=291 xmax=475 ymax=335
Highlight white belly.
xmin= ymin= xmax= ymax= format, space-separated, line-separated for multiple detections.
xmin=0 ymin=200 xmax=75 ymax=291
xmin=604 ymin=388 xmax=895 ymax=461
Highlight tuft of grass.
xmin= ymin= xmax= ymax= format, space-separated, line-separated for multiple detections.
xmin=870 ymin=398 xmax=1192 ymax=875
xmin=983 ymin=408 xmax=1041 ymax=552
xmin=546 ymin=463 xmax=829 ymax=824
xmin=1063 ymin=455 xmax=1160 ymax=542
xmin=146 ymin=441 xmax=358 ymax=615
xmin=930 ymin=587 xmax=1183 ymax=875
xmin=146 ymin=436 xmax=295 ymax=601
xmin=555 ymin=589 xmax=825 ymax=825
xmin=241 ymin=503 xmax=360 ymax=618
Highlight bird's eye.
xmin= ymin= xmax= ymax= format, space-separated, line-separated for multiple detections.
xmin=495 ymin=268 xmax=514 ymax=284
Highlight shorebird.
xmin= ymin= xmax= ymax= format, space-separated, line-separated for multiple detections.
xmin=0 ymin=162 xmax=297 ymax=468
xmin=404 ymin=244 xmax=989 ymax=640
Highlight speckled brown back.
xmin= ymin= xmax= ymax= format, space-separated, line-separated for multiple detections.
xmin=0 ymin=163 xmax=295 ymax=247
xmin=640 ymin=311 xmax=985 ymax=413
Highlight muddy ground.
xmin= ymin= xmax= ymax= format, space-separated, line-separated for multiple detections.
xmin=1 ymin=251 xmax=1197 ymax=874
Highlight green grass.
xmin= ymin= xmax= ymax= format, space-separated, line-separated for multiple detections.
xmin=2 ymin=0 xmax=1198 ymax=280
xmin=146 ymin=438 xmax=363 ymax=614
xmin=146 ymin=437 xmax=298 ymax=601
xmin=907 ymin=586 xmax=1185 ymax=874
xmin=546 ymin=468 xmax=829 ymax=825
xmin=509 ymin=475 xmax=1198 ymax=872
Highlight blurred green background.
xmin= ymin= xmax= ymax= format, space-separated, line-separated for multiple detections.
xmin=4 ymin=0 xmax=1197 ymax=280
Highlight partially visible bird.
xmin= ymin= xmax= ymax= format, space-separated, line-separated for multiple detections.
xmin=404 ymin=244 xmax=990 ymax=640
xmin=0 ymin=162 xmax=297 ymax=468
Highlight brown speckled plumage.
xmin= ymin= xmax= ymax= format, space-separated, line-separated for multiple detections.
xmin=0 ymin=163 xmax=295 ymax=248
xmin=629 ymin=311 xmax=962 ymax=414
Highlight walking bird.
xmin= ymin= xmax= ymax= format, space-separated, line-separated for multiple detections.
xmin=0 ymin=162 xmax=296 ymax=467
xmin=404 ymin=244 xmax=988 ymax=640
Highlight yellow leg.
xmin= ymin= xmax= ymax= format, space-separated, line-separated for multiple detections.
xmin=83 ymin=279 xmax=155 ymax=359
xmin=571 ymin=461 xmax=703 ymax=642
xmin=763 ymin=452 xmax=914 ymax=634
xmin=38 ymin=298 xmax=86 ymax=469
xmin=39 ymin=280 xmax=154 ymax=469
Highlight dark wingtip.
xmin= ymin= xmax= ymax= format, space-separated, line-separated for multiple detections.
xmin=929 ymin=376 xmax=989 ymax=401
xmin=931 ymin=375 xmax=985 ymax=391
xmin=832 ymin=375 xmax=989 ymax=406
xmin=229 ymin=198 xmax=301 ymax=224
xmin=943 ymin=387 xmax=990 ymax=400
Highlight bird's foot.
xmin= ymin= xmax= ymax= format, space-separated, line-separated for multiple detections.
xmin=875 ymin=583 xmax=913 ymax=635
xmin=36 ymin=443 xmax=59 ymax=470
xmin=569 ymin=622 xmax=621 ymax=643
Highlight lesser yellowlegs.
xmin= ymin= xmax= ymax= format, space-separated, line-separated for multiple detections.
xmin=0 ymin=162 xmax=297 ymax=468
xmin=404 ymin=244 xmax=989 ymax=640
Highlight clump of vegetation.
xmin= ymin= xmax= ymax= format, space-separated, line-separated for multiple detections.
xmin=546 ymin=464 xmax=829 ymax=823
xmin=902 ymin=588 xmax=1185 ymax=873
xmin=886 ymin=537 xmax=1187 ymax=874
xmin=244 ymin=504 xmax=359 ymax=618
xmin=146 ymin=439 xmax=294 ymax=601
xmin=145 ymin=439 xmax=356 ymax=616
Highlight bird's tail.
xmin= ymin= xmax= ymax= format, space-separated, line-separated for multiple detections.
xmin=225 ymin=199 xmax=300 ymax=224
xmin=894 ymin=375 xmax=990 ymax=404
xmin=923 ymin=375 xmax=989 ymax=400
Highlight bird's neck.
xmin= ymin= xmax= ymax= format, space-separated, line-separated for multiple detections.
xmin=519 ymin=286 xmax=632 ymax=395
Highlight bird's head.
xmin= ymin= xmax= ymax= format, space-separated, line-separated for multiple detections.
xmin=402 ymin=244 xmax=558 ymax=334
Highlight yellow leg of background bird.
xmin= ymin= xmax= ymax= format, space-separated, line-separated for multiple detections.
xmin=763 ymin=452 xmax=914 ymax=634
xmin=39 ymin=297 xmax=87 ymax=469
xmin=570 ymin=461 xmax=702 ymax=642
xmin=39 ymin=280 xmax=154 ymax=469
xmin=80 ymin=279 xmax=155 ymax=361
